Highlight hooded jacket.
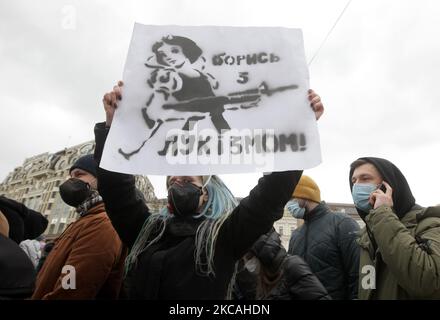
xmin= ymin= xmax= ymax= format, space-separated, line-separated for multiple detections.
xmin=94 ymin=122 xmax=302 ymax=300
xmin=288 ymin=202 xmax=360 ymax=299
xmin=349 ymin=157 xmax=415 ymax=220
xmin=350 ymin=157 xmax=440 ymax=299
xmin=234 ymin=229 xmax=331 ymax=300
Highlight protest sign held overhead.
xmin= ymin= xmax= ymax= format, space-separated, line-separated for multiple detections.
xmin=101 ymin=23 xmax=321 ymax=175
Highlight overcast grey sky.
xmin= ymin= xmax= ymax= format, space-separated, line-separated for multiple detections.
xmin=1 ymin=0 xmax=439 ymax=205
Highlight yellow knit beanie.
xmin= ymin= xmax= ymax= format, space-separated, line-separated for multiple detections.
xmin=292 ymin=175 xmax=321 ymax=203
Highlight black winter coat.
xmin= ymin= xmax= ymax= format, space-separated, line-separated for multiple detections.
xmin=0 ymin=234 xmax=36 ymax=299
xmin=234 ymin=230 xmax=331 ymax=300
xmin=94 ymin=122 xmax=302 ymax=300
xmin=266 ymin=255 xmax=331 ymax=300
xmin=288 ymin=202 xmax=360 ymax=300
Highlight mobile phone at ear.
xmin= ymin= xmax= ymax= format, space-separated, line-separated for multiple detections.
xmin=378 ymin=183 xmax=387 ymax=193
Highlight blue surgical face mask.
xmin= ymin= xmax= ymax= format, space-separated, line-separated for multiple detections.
xmin=286 ymin=200 xmax=306 ymax=219
xmin=352 ymin=183 xmax=378 ymax=213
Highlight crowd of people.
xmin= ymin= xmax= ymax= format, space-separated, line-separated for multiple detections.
xmin=1 ymin=84 xmax=439 ymax=301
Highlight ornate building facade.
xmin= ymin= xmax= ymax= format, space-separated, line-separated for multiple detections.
xmin=0 ymin=141 xmax=158 ymax=237
xmin=1 ymin=141 xmax=364 ymax=245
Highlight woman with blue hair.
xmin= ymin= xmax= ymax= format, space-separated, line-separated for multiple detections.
xmin=96 ymin=82 xmax=324 ymax=299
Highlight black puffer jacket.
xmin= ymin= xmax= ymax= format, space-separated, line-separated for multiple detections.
xmin=0 ymin=197 xmax=47 ymax=299
xmin=94 ymin=122 xmax=302 ymax=300
xmin=288 ymin=202 xmax=360 ymax=300
xmin=234 ymin=230 xmax=331 ymax=300
xmin=0 ymin=234 xmax=36 ymax=299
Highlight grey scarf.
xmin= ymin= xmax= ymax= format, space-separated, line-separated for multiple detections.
xmin=76 ymin=190 xmax=103 ymax=217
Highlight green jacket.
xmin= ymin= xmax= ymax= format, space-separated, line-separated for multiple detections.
xmin=358 ymin=205 xmax=440 ymax=299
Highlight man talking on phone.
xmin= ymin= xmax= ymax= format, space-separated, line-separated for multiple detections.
xmin=350 ymin=157 xmax=440 ymax=299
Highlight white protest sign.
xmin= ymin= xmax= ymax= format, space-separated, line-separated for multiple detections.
xmin=100 ymin=23 xmax=321 ymax=175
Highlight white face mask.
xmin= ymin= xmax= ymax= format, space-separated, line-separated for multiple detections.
xmin=244 ymin=256 xmax=260 ymax=273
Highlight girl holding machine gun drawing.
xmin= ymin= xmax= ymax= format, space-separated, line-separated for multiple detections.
xmin=142 ymin=35 xmax=223 ymax=131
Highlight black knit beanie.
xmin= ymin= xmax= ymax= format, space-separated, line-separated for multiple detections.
xmin=69 ymin=154 xmax=97 ymax=177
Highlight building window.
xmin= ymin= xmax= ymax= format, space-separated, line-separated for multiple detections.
xmin=47 ymin=203 xmax=52 ymax=210
xmin=279 ymin=226 xmax=284 ymax=236
xmin=58 ymin=223 xmax=66 ymax=234
xmin=48 ymin=224 xmax=56 ymax=235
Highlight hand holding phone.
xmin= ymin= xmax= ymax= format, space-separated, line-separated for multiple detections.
xmin=370 ymin=181 xmax=394 ymax=209
xmin=377 ymin=183 xmax=387 ymax=193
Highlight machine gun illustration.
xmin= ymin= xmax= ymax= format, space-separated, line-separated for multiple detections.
xmin=162 ymin=82 xmax=298 ymax=131
xmin=118 ymin=82 xmax=299 ymax=160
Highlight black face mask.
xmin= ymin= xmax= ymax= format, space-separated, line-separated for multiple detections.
xmin=168 ymin=182 xmax=203 ymax=217
xmin=59 ymin=178 xmax=92 ymax=208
